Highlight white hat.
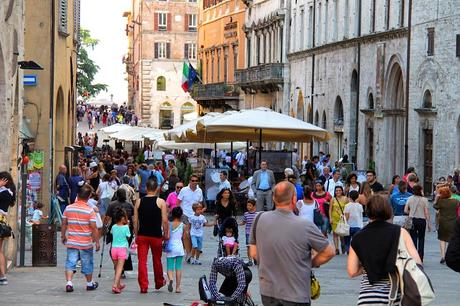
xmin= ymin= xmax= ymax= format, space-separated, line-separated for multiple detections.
xmin=89 ymin=162 xmax=98 ymax=168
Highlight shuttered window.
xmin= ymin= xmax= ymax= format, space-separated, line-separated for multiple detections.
xmin=158 ymin=13 xmax=167 ymax=31
xmin=73 ymin=0 xmax=81 ymax=42
xmin=184 ymin=43 xmax=196 ymax=60
xmin=456 ymin=34 xmax=460 ymax=57
xmin=427 ymin=28 xmax=435 ymax=56
xmin=155 ymin=42 xmax=170 ymax=59
xmin=58 ymin=0 xmax=69 ymax=35
xmin=187 ymin=14 xmax=197 ymax=32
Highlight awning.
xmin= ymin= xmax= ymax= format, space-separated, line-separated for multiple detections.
xmin=20 ymin=118 xmax=35 ymax=140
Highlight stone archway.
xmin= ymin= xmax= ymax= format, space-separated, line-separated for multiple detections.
xmin=296 ymin=90 xmax=304 ymax=121
xmin=385 ymin=61 xmax=405 ymax=177
xmin=334 ymin=96 xmax=344 ymax=159
xmin=349 ymin=70 xmax=358 ymax=163
xmin=55 ymin=87 xmax=65 ymax=161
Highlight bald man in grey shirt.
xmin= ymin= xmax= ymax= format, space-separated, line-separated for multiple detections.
xmin=249 ymin=181 xmax=335 ymax=305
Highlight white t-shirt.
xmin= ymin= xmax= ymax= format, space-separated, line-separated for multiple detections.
xmin=344 ymin=202 xmax=364 ymax=228
xmin=326 ymin=179 xmax=343 ymax=195
xmin=236 ymin=152 xmax=246 ymax=166
xmin=296 ymin=200 xmax=316 ymax=223
xmin=217 ymin=179 xmax=231 ymax=192
xmin=189 ymin=214 xmax=207 ymax=237
xmin=177 ymin=186 xmax=204 ymax=218
xmin=143 ymin=150 xmax=153 ymax=160
xmin=32 ymin=209 xmax=43 ymax=221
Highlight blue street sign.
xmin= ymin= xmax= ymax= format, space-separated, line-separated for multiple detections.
xmin=23 ymin=75 xmax=37 ymax=86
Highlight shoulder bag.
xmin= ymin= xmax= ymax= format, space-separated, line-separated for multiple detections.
xmin=403 ymin=197 xmax=420 ymax=230
xmin=334 ymin=199 xmax=350 ymax=237
xmin=311 ymin=271 xmax=321 ymax=300
xmin=313 ymin=200 xmax=324 ymax=227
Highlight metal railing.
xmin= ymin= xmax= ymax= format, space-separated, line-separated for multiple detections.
xmin=234 ymin=63 xmax=284 ymax=85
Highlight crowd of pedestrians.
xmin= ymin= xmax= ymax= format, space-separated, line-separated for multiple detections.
xmin=76 ymin=104 xmax=139 ymax=130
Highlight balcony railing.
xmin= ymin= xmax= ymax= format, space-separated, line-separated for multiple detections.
xmin=191 ymin=82 xmax=240 ymax=101
xmin=234 ymin=63 xmax=284 ymax=92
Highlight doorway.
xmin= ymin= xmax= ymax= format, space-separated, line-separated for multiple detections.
xmin=423 ymin=129 xmax=433 ymax=194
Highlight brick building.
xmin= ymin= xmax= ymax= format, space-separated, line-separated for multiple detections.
xmin=126 ymin=0 xmax=198 ymax=128
xmin=288 ymin=0 xmax=460 ymax=189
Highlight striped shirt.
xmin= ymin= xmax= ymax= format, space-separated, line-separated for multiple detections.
xmin=242 ymin=211 xmax=258 ymax=234
xmin=63 ymin=200 xmax=96 ymax=250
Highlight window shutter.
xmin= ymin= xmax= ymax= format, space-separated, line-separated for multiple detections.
xmin=456 ymin=34 xmax=460 ymax=57
xmin=154 ymin=43 xmax=158 ymax=59
xmin=167 ymin=13 xmax=172 ymax=31
xmin=167 ymin=43 xmax=171 ymax=58
xmin=154 ymin=13 xmax=158 ymax=31
xmin=58 ymin=0 xmax=68 ymax=35
xmin=73 ymin=0 xmax=81 ymax=42
xmin=184 ymin=43 xmax=189 ymax=59
xmin=427 ymin=28 xmax=435 ymax=56
xmin=184 ymin=14 xmax=189 ymax=31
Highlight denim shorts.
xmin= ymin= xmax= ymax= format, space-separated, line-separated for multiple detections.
xmin=191 ymin=235 xmax=203 ymax=250
xmin=65 ymin=248 xmax=94 ymax=275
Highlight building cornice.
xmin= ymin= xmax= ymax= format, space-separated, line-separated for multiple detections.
xmin=288 ymin=28 xmax=408 ymax=60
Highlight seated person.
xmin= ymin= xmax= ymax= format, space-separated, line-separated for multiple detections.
xmin=222 ymin=227 xmax=238 ymax=256
xmin=208 ymin=257 xmax=249 ymax=304
xmin=29 ymin=202 xmax=48 ymax=225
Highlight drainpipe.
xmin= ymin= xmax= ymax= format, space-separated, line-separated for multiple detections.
xmin=354 ymin=0 xmax=362 ymax=167
xmin=310 ymin=0 xmax=316 ymax=157
xmin=49 ymin=0 xmax=56 ymax=205
xmin=404 ymin=0 xmax=412 ymax=170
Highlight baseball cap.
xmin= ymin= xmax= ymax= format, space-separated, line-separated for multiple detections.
xmin=89 ymin=161 xmax=97 ymax=168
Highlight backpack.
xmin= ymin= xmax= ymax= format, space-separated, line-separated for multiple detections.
xmin=389 ymin=230 xmax=435 ymax=305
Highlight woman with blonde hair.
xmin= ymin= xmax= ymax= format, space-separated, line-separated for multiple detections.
xmin=433 ymin=186 xmax=460 ymax=264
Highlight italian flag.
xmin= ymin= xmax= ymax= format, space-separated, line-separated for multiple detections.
xmin=181 ymin=62 xmax=189 ymax=92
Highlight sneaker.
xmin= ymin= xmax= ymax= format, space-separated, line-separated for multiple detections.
xmin=190 ymin=258 xmax=196 ymax=265
xmin=195 ymin=259 xmax=202 ymax=265
xmin=86 ymin=281 xmax=99 ymax=291
xmin=0 ymin=278 xmax=8 ymax=285
xmin=65 ymin=285 xmax=73 ymax=292
xmin=186 ymin=256 xmax=192 ymax=264
xmin=246 ymin=260 xmax=254 ymax=266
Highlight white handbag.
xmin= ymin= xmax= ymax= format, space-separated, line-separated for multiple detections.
xmin=334 ymin=201 xmax=350 ymax=237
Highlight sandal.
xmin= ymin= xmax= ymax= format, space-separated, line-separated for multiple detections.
xmin=168 ymin=280 xmax=173 ymax=293
xmin=118 ymin=283 xmax=126 ymax=290
xmin=175 ymin=288 xmax=181 ymax=293
xmin=112 ymin=286 xmax=121 ymax=294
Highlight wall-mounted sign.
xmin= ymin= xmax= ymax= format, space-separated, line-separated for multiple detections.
xmin=23 ymin=75 xmax=37 ymax=86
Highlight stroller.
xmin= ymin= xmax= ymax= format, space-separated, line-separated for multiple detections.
xmin=198 ymin=257 xmax=256 ymax=306
xmin=218 ymin=217 xmax=239 ymax=257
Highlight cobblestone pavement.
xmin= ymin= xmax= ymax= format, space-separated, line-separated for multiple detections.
xmin=1 ymin=217 xmax=459 ymax=306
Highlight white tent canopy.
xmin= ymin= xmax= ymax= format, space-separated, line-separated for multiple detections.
xmin=155 ymin=140 xmax=246 ymax=151
xmin=165 ymin=112 xmax=222 ymax=141
xmin=99 ymin=123 xmax=131 ymax=135
xmin=195 ymin=107 xmax=331 ymax=142
xmin=110 ymin=126 xmax=155 ymax=142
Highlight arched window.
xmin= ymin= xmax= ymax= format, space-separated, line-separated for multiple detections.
xmin=157 ymin=76 xmax=166 ymax=91
xmin=368 ymin=93 xmax=374 ymax=109
xmin=314 ymin=110 xmax=319 ymax=126
xmin=322 ymin=111 xmax=327 ymax=129
xmin=159 ymin=102 xmax=173 ymax=129
xmin=334 ymin=96 xmax=344 ymax=125
xmin=180 ymin=102 xmax=195 ymax=124
xmin=423 ymin=90 xmax=432 ymax=108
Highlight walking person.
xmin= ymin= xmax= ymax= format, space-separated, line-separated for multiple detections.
xmin=345 ymin=173 xmax=360 ymax=196
xmin=133 ymin=178 xmax=169 ymax=293
xmin=311 ymin=180 xmax=332 ymax=236
xmin=249 ymin=181 xmax=335 ymax=305
xmin=433 ymin=186 xmax=460 ymax=264
xmin=166 ymin=207 xmax=186 ymax=293
xmin=96 ymin=174 xmax=115 ymax=218
xmin=343 ymin=191 xmax=363 ymax=254
xmin=56 ymin=165 xmax=70 ymax=213
xmin=347 ymin=194 xmax=422 ymax=305
xmin=69 ymin=167 xmax=85 ymax=203
xmin=251 ymin=161 xmax=276 ymax=211
xmin=61 ymin=184 xmax=100 ymax=292
xmin=330 ymin=185 xmax=348 ymax=254
xmin=110 ymin=207 xmax=131 ymax=294
xmin=295 ymin=185 xmax=317 ymax=224
xmin=404 ymin=184 xmax=431 ymax=261
xmin=0 ymin=172 xmax=16 ymax=285
xmin=239 ymin=199 xmax=257 ymax=265
xmin=215 ymin=188 xmax=237 ymax=230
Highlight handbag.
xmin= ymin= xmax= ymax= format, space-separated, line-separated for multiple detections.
xmin=0 ymin=215 xmax=12 ymax=238
xmin=313 ymin=200 xmax=324 ymax=226
xmin=311 ymin=271 xmax=321 ymax=300
xmin=334 ymin=199 xmax=350 ymax=237
xmin=213 ymin=224 xmax=219 ymax=237
xmin=402 ymin=198 xmax=421 ymax=230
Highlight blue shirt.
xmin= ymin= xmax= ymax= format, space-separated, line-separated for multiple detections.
xmin=69 ymin=175 xmax=84 ymax=203
xmin=258 ymin=171 xmax=270 ymax=190
xmin=137 ymin=169 xmax=164 ymax=193
xmin=56 ymin=173 xmax=69 ymax=199
xmin=295 ymin=183 xmax=303 ymax=201
xmin=390 ymin=191 xmax=412 ymax=216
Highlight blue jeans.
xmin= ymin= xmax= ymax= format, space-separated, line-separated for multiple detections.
xmin=191 ymin=235 xmax=203 ymax=251
xmin=65 ymin=248 xmax=94 ymax=275
xmin=98 ymin=198 xmax=110 ymax=216
xmin=344 ymin=227 xmax=361 ymax=253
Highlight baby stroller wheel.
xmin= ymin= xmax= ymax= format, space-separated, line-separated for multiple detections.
xmin=244 ymin=295 xmax=256 ymax=306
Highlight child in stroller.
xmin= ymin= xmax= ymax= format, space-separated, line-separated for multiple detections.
xmin=199 ymin=257 xmax=256 ymax=306
xmin=218 ymin=217 xmax=239 ymax=257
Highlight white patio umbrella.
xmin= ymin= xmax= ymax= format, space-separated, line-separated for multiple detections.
xmin=99 ymin=123 xmax=131 ymax=135
xmin=195 ymin=107 xmax=331 ymax=143
xmin=165 ymin=112 xmax=221 ymax=141
xmin=110 ymin=126 xmax=152 ymax=142
xmin=155 ymin=140 xmax=246 ymax=151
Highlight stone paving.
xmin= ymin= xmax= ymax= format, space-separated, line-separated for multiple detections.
xmin=1 ymin=218 xmax=459 ymax=306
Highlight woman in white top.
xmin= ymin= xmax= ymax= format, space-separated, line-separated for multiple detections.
xmin=345 ymin=173 xmax=360 ymax=196
xmin=404 ymin=184 xmax=431 ymax=262
xmin=166 ymin=206 xmax=186 ymax=293
xmin=295 ymin=185 xmax=317 ymax=224
xmin=344 ymin=190 xmax=364 ymax=254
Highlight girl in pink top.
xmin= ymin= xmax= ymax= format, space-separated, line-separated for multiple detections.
xmin=311 ymin=180 xmax=332 ymax=236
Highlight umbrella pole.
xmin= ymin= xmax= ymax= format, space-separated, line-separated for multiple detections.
xmin=259 ymin=129 xmax=262 ymax=167
xmin=246 ymin=140 xmax=249 ymax=176
xmin=214 ymin=142 xmax=218 ymax=168
xmin=230 ymin=142 xmax=233 ymax=168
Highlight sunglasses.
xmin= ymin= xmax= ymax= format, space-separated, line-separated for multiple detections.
xmin=190 ymin=180 xmax=199 ymax=182
xmin=176 ymin=186 xmax=183 ymax=189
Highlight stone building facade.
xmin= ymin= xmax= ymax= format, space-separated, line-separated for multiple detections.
xmin=23 ymin=0 xmax=80 ymax=207
xmin=235 ymin=0 xmax=290 ymax=113
xmin=127 ymin=0 xmax=198 ymax=128
xmin=287 ymin=0 xmax=460 ymax=188
xmin=195 ymin=0 xmax=246 ymax=113
xmin=0 ymin=0 xmax=25 ymax=268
